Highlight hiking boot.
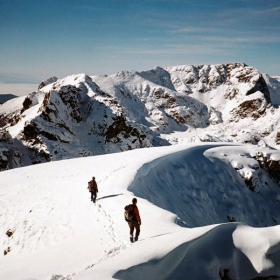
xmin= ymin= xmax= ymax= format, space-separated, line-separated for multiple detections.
xmin=130 ymin=237 xmax=133 ymax=243
xmin=134 ymin=236 xmax=138 ymax=242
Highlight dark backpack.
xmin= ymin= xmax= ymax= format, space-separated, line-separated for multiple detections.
xmin=124 ymin=204 xmax=135 ymax=222
xmin=88 ymin=181 xmax=92 ymax=192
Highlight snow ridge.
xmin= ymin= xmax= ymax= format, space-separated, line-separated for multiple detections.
xmin=1 ymin=141 xmax=280 ymax=279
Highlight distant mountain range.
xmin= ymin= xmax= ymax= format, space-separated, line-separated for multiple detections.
xmin=0 ymin=62 xmax=280 ymax=171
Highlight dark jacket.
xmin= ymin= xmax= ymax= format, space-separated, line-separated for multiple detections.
xmin=90 ymin=179 xmax=98 ymax=193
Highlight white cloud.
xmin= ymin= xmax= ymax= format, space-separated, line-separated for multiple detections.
xmin=250 ymin=5 xmax=280 ymax=16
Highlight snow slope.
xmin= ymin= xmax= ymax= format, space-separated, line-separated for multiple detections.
xmin=1 ymin=143 xmax=280 ymax=280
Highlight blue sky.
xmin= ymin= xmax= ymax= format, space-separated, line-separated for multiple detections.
xmin=1 ymin=0 xmax=280 ymax=83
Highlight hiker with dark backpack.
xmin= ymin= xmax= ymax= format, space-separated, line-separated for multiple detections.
xmin=88 ymin=176 xmax=98 ymax=203
xmin=124 ymin=197 xmax=141 ymax=243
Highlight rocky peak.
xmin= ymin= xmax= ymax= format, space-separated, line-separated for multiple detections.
xmin=0 ymin=73 xmax=155 ymax=170
xmin=38 ymin=76 xmax=58 ymax=90
xmin=0 ymin=63 xmax=280 ymax=171
xmin=165 ymin=62 xmax=271 ymax=103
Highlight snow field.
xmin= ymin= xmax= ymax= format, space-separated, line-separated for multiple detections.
xmin=1 ymin=143 xmax=280 ymax=279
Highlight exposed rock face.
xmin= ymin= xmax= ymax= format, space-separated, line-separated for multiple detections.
xmin=229 ymin=149 xmax=280 ymax=192
xmin=0 ymin=147 xmax=9 ymax=169
xmin=38 ymin=77 xmax=58 ymax=90
xmin=276 ymin=132 xmax=280 ymax=145
xmin=256 ymin=154 xmax=280 ymax=183
xmin=165 ymin=63 xmax=270 ymax=99
xmin=0 ymin=74 xmax=154 ymax=170
xmin=230 ymin=96 xmax=267 ymax=121
xmin=0 ymin=63 xmax=280 ymax=171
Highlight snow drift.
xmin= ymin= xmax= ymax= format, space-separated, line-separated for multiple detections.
xmin=1 ymin=143 xmax=280 ymax=280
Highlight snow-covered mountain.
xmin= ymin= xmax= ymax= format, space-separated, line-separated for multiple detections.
xmin=1 ymin=62 xmax=280 ymax=172
xmin=2 ymin=63 xmax=280 ymax=279
xmin=1 ymin=143 xmax=280 ymax=280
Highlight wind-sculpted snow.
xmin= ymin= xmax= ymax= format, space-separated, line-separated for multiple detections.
xmin=112 ymin=223 xmax=280 ymax=280
xmin=1 ymin=144 xmax=280 ymax=279
xmin=129 ymin=144 xmax=280 ymax=227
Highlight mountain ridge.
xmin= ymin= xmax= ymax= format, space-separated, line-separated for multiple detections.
xmin=0 ymin=62 xmax=280 ymax=172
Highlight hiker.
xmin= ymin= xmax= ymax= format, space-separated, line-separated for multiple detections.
xmin=126 ymin=197 xmax=141 ymax=243
xmin=88 ymin=176 xmax=98 ymax=203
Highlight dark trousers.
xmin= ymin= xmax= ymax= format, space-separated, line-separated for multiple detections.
xmin=91 ymin=191 xmax=97 ymax=202
xmin=129 ymin=221 xmax=140 ymax=237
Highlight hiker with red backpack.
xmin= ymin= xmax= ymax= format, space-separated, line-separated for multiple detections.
xmin=88 ymin=176 xmax=98 ymax=203
xmin=124 ymin=197 xmax=141 ymax=243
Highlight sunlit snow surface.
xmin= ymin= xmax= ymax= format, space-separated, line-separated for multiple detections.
xmin=1 ymin=143 xmax=280 ymax=280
